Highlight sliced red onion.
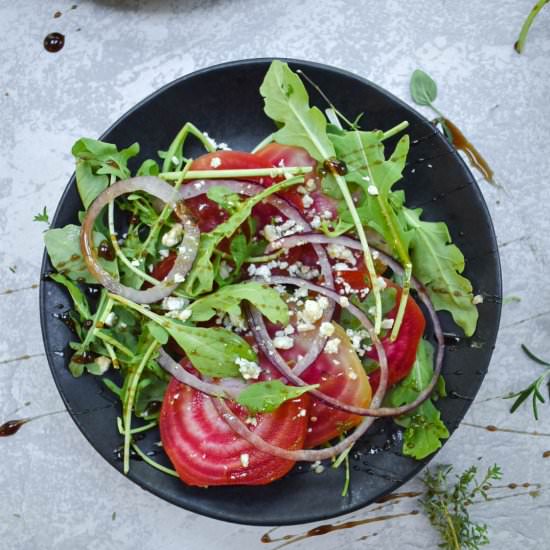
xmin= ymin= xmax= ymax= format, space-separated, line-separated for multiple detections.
xmin=81 ymin=176 xmax=199 ymax=304
xmin=252 ymin=239 xmax=445 ymax=417
xmin=179 ymin=179 xmax=335 ymax=374
xmin=157 ymin=348 xmax=242 ymax=400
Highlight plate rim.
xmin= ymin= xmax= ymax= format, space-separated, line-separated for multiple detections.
xmin=39 ymin=56 xmax=502 ymax=526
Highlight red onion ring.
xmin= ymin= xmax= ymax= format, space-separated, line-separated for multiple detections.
xmin=157 ymin=348 xmax=242 ymax=400
xmin=253 ymin=235 xmax=445 ymax=417
xmin=81 ymin=176 xmax=199 ymax=304
xmin=179 ymin=179 xmax=335 ymax=374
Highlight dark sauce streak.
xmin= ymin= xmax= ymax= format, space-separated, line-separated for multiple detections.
xmin=0 ymin=418 xmax=29 ymax=437
xmin=261 ymin=511 xmax=419 ymax=546
xmin=374 ymin=490 xmax=423 ymax=504
xmin=442 ymin=117 xmax=494 ymax=184
xmin=462 ymin=422 xmax=550 ymax=437
xmin=43 ymin=32 xmax=65 ymax=53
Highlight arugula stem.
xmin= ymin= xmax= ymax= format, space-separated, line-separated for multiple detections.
xmin=137 ymin=159 xmax=192 ymax=259
xmin=95 ymin=330 xmax=135 ymax=358
xmin=80 ymin=292 xmax=112 ymax=351
xmin=381 ymin=121 xmax=410 ymax=141
xmin=130 ymin=441 xmax=179 ymax=477
xmin=515 ymin=0 xmax=549 ymax=53
xmin=161 ymin=122 xmax=216 ymax=172
xmin=213 ymin=247 xmax=283 ymax=264
xmin=104 ymin=341 xmax=119 ymax=369
xmin=390 ymin=263 xmax=412 ymax=341
xmin=332 ymin=444 xmax=352 ymax=469
xmin=116 ymin=417 xmax=157 ymax=435
xmin=123 ymin=340 xmax=158 ymax=474
xmin=159 ymin=166 xmax=312 ymax=181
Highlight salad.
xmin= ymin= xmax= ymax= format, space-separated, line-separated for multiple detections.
xmin=44 ymin=61 xmax=479 ymax=489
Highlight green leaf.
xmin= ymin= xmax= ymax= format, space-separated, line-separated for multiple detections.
xmin=386 ymin=340 xmax=449 ymax=460
xmin=49 ymin=273 xmax=91 ymax=319
xmin=521 ymin=344 xmax=550 ymax=367
xmin=44 ymin=224 xmax=118 ymax=283
xmin=206 ymin=185 xmax=241 ymax=212
xmin=136 ymin=159 xmax=160 ymax=176
xmin=134 ymin=372 xmax=168 ymax=417
xmin=260 ymin=60 xmax=335 ymax=161
xmin=33 ymin=206 xmax=50 ymax=224
xmin=182 ymin=177 xmax=301 ymax=297
xmin=402 ymin=207 xmax=478 ymax=336
xmin=236 ymin=380 xmax=317 ymax=413
xmin=75 ymin=161 xmax=109 ymax=209
xmin=190 ymin=281 xmax=289 ymax=325
xmin=410 ymin=69 xmax=438 ymax=106
xmin=145 ymin=321 xmax=169 ymax=345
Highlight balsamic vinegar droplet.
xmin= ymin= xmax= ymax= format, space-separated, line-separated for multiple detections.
xmin=0 ymin=419 xmax=29 ymax=437
xmin=44 ymin=32 xmax=65 ymax=53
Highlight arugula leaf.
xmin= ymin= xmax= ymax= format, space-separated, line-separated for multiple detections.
xmin=183 ymin=177 xmax=301 ymax=297
xmin=49 ymin=273 xmax=91 ymax=319
xmin=260 ymin=60 xmax=335 ymax=161
xmin=44 ymin=224 xmax=118 ymax=283
xmin=402 ymin=207 xmax=478 ymax=336
xmin=207 ymin=185 xmax=241 ymax=212
xmin=190 ymin=281 xmax=289 ymax=325
xmin=134 ymin=373 xmax=168 ymax=417
xmin=71 ymin=138 xmax=139 ymax=208
xmin=410 ymin=69 xmax=438 ymax=106
xmin=236 ymin=380 xmax=317 ymax=413
xmin=33 ymin=206 xmax=50 ymax=225
xmin=145 ymin=321 xmax=169 ymax=345
xmin=385 ymin=340 xmax=449 ymax=459
xmin=136 ymin=159 xmax=160 ymax=176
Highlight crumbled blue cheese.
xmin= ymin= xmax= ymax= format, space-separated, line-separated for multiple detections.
xmin=173 ymin=273 xmax=186 ymax=284
xmin=273 ymin=335 xmax=294 ymax=350
xmin=310 ymin=215 xmax=321 ymax=229
xmin=302 ymin=194 xmax=314 ymax=209
xmin=104 ymin=312 xmax=117 ymax=327
xmin=339 ymin=296 xmax=350 ymax=307
xmin=381 ymin=318 xmax=394 ymax=330
xmin=94 ymin=356 xmax=111 ymax=374
xmin=311 ymin=460 xmax=325 ymax=474
xmin=327 ymin=243 xmax=356 ymax=265
xmin=367 ymin=184 xmax=379 ymax=196
xmin=325 ymin=338 xmax=341 ymax=354
xmin=240 ymin=453 xmax=250 ymax=468
xmin=319 ymin=322 xmax=335 ymax=337
xmin=210 ymin=156 xmax=222 ymax=168
xmin=161 ymin=224 xmax=184 ymax=247
xmin=245 ymin=416 xmax=258 ymax=426
xmin=166 ymin=308 xmax=192 ymax=322
xmin=130 ymin=259 xmax=140 ymax=267
xmin=472 ymin=294 xmax=484 ymax=305
xmin=161 ymin=296 xmax=188 ymax=311
xmin=236 ymin=357 xmax=261 ymax=380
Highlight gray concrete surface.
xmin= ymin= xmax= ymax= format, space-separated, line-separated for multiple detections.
xmin=1 ymin=0 xmax=550 ymax=548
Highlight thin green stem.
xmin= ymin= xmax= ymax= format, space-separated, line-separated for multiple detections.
xmin=137 ymin=159 xmax=192 ymax=259
xmin=213 ymin=248 xmax=284 ymax=264
xmin=390 ymin=263 xmax=412 ymax=341
xmin=515 ymin=0 xmax=549 ymax=53
xmin=95 ymin=330 xmax=135 ymax=358
xmin=123 ymin=340 xmax=158 ymax=474
xmin=159 ymin=166 xmax=312 ymax=181
xmin=162 ymin=122 xmax=216 ymax=172
xmin=131 ymin=442 xmax=179 ymax=477
xmin=80 ymin=292 xmax=112 ymax=351
xmin=333 ymin=444 xmax=353 ymax=469
xmin=381 ymin=121 xmax=410 ymax=141
xmin=116 ymin=416 xmax=157 ymax=435
xmin=103 ymin=341 xmax=119 ymax=369
xmin=441 ymin=502 xmax=461 ymax=550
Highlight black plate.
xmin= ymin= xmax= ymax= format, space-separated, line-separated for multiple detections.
xmin=39 ymin=58 xmax=501 ymax=526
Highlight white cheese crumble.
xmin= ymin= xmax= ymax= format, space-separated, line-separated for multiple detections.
xmin=381 ymin=318 xmax=395 ymax=330
xmin=173 ymin=273 xmax=186 ymax=284
xmin=297 ymin=408 xmax=307 ymax=417
xmin=367 ymin=184 xmax=379 ymax=196
xmin=161 ymin=296 xmax=188 ymax=311
xmin=472 ymin=294 xmax=484 ymax=305
xmin=327 ymin=243 xmax=356 ymax=265
xmin=165 ymin=308 xmax=192 ymax=322
xmin=305 ymin=179 xmax=316 ymax=192
xmin=245 ymin=416 xmax=258 ymax=426
xmin=310 ymin=215 xmax=321 ymax=229
xmin=339 ymin=296 xmax=350 ymax=307
xmin=311 ymin=460 xmax=325 ymax=474
xmin=130 ymin=259 xmax=140 ymax=267
xmin=302 ymin=194 xmax=314 ymax=208
xmin=302 ymin=300 xmax=323 ymax=324
xmin=273 ymin=335 xmax=294 ymax=350
xmin=240 ymin=453 xmax=250 ymax=468
xmin=161 ymin=224 xmax=184 ymax=247
xmin=210 ymin=156 xmax=222 ymax=168
xmin=236 ymin=357 xmax=262 ymax=380
xmin=319 ymin=321 xmax=335 ymax=337
xmin=325 ymin=338 xmax=341 ymax=354
xmin=94 ymin=356 xmax=111 ymax=374
xmin=104 ymin=312 xmax=117 ymax=327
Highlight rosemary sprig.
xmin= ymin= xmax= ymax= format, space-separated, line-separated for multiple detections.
xmin=505 ymin=344 xmax=550 ymax=420
xmin=421 ymin=464 xmax=502 ymax=550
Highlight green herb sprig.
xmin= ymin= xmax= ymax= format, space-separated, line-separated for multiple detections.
xmin=506 ymin=344 xmax=550 ymax=420
xmin=515 ymin=0 xmax=549 ymax=54
xmin=421 ymin=463 xmax=502 ymax=550
xmin=33 ymin=206 xmax=50 ymax=225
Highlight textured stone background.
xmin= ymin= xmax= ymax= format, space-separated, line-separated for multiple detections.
xmin=1 ymin=0 xmax=550 ymax=548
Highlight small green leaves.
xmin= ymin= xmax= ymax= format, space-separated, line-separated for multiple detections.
xmin=33 ymin=206 xmax=50 ymax=225
xmin=421 ymin=463 xmax=502 ymax=550
xmin=236 ymin=380 xmax=317 ymax=413
xmin=206 ymin=185 xmax=241 ymax=212
xmin=385 ymin=340 xmax=449 ymax=459
xmin=190 ymin=281 xmax=289 ymax=325
xmin=260 ymin=60 xmax=335 ymax=161
xmin=506 ymin=344 xmax=550 ymax=420
xmin=410 ymin=69 xmax=438 ymax=107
